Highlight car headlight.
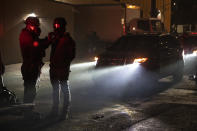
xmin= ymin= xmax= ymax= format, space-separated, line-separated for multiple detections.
xmin=192 ymin=50 xmax=197 ymax=56
xmin=133 ymin=58 xmax=148 ymax=64
xmin=94 ymin=56 xmax=98 ymax=61
xmin=183 ymin=50 xmax=197 ymax=57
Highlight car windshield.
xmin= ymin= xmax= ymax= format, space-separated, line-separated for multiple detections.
xmin=108 ymin=36 xmax=158 ymax=52
xmin=137 ymin=20 xmax=150 ymax=31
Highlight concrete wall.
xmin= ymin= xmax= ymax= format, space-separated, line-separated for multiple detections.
xmin=74 ymin=5 xmax=123 ymax=41
xmin=74 ymin=5 xmax=123 ymax=58
xmin=0 ymin=0 xmax=74 ymax=65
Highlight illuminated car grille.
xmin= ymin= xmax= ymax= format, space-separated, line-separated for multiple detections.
xmin=97 ymin=58 xmax=125 ymax=66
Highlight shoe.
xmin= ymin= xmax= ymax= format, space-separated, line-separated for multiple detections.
xmin=59 ymin=110 xmax=69 ymax=121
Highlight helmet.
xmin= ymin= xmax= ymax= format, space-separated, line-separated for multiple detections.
xmin=53 ymin=17 xmax=67 ymax=28
xmin=25 ymin=17 xmax=40 ymax=26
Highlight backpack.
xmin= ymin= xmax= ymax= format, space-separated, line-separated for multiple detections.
xmin=0 ymin=87 xmax=17 ymax=106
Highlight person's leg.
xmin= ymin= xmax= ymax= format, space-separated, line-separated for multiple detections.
xmin=0 ymin=75 xmax=4 ymax=91
xmin=23 ymin=79 xmax=37 ymax=103
xmin=22 ymin=65 xmax=39 ymax=104
xmin=49 ymin=72 xmax=60 ymax=116
xmin=60 ymin=80 xmax=71 ymax=120
xmin=23 ymin=78 xmax=41 ymax=120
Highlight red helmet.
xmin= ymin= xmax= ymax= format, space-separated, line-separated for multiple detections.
xmin=25 ymin=17 xmax=40 ymax=26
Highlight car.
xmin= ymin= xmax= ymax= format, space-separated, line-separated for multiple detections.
xmin=94 ymin=34 xmax=184 ymax=84
xmin=179 ymin=32 xmax=197 ymax=81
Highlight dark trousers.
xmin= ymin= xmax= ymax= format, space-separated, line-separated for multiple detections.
xmin=21 ymin=64 xmax=41 ymax=104
xmin=0 ymin=75 xmax=4 ymax=91
xmin=50 ymin=76 xmax=71 ymax=116
xmin=23 ymin=79 xmax=37 ymax=103
xmin=0 ymin=75 xmax=3 ymax=87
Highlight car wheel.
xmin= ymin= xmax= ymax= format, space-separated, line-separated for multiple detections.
xmin=173 ymin=60 xmax=184 ymax=82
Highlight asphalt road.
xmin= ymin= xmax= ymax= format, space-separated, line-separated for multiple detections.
xmin=1 ymin=61 xmax=197 ymax=131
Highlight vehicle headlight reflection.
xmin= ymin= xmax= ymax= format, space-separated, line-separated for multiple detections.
xmin=94 ymin=56 xmax=99 ymax=61
xmin=133 ymin=57 xmax=148 ymax=64
xmin=183 ymin=50 xmax=197 ymax=58
xmin=70 ymin=61 xmax=143 ymax=89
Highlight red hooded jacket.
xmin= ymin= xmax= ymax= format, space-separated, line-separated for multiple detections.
xmin=50 ymin=33 xmax=76 ymax=80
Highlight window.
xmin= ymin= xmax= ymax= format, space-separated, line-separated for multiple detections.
xmin=151 ymin=20 xmax=162 ymax=32
xmin=137 ymin=20 xmax=150 ymax=31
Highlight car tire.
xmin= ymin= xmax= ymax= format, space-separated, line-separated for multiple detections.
xmin=173 ymin=60 xmax=184 ymax=82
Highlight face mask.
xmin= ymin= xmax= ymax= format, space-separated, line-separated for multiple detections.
xmin=30 ymin=25 xmax=35 ymax=31
xmin=54 ymin=23 xmax=60 ymax=29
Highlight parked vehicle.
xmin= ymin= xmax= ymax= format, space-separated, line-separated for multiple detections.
xmin=180 ymin=32 xmax=197 ymax=82
xmin=95 ymin=34 xmax=184 ymax=82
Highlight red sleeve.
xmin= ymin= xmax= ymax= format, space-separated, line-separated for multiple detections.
xmin=19 ymin=30 xmax=34 ymax=62
xmin=64 ymin=36 xmax=76 ymax=61
xmin=0 ymin=52 xmax=5 ymax=74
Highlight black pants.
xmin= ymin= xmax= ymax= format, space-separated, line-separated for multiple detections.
xmin=23 ymin=79 xmax=37 ymax=103
xmin=21 ymin=64 xmax=40 ymax=104
xmin=50 ymin=74 xmax=71 ymax=116
xmin=0 ymin=75 xmax=4 ymax=87
xmin=0 ymin=75 xmax=4 ymax=92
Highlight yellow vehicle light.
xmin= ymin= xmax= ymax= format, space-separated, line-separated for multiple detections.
xmin=94 ymin=56 xmax=98 ymax=61
xmin=133 ymin=58 xmax=148 ymax=64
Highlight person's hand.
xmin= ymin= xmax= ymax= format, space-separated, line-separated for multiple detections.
xmin=48 ymin=32 xmax=55 ymax=42
xmin=0 ymin=64 xmax=5 ymax=75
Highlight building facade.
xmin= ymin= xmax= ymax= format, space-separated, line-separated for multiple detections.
xmin=122 ymin=0 xmax=171 ymax=32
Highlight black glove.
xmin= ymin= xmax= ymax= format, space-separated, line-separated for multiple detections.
xmin=48 ymin=32 xmax=55 ymax=42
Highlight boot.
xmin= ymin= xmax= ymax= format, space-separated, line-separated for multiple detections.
xmin=59 ymin=104 xmax=70 ymax=121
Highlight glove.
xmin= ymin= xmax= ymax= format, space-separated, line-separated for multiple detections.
xmin=48 ymin=32 xmax=55 ymax=42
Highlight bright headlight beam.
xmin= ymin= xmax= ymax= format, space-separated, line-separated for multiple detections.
xmin=71 ymin=62 xmax=96 ymax=69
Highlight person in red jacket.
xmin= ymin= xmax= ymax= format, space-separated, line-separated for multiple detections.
xmin=48 ymin=17 xmax=75 ymax=120
xmin=19 ymin=17 xmax=49 ymax=119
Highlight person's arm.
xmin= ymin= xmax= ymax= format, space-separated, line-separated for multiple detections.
xmin=66 ymin=34 xmax=76 ymax=61
xmin=19 ymin=30 xmax=35 ymax=62
xmin=0 ymin=52 xmax=5 ymax=75
xmin=39 ymin=37 xmax=51 ymax=50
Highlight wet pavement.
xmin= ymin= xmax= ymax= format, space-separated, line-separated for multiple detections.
xmin=1 ymin=62 xmax=197 ymax=131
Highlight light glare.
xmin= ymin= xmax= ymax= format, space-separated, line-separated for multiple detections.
xmin=71 ymin=62 xmax=96 ymax=69
xmin=133 ymin=58 xmax=148 ymax=64
xmin=94 ymin=56 xmax=98 ymax=61
xmin=127 ymin=5 xmax=140 ymax=9
xmin=24 ymin=13 xmax=37 ymax=21
xmin=28 ymin=13 xmax=36 ymax=17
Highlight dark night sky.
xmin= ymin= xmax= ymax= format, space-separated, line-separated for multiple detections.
xmin=172 ymin=0 xmax=197 ymax=24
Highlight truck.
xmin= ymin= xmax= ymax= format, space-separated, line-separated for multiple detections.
xmin=128 ymin=18 xmax=165 ymax=34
